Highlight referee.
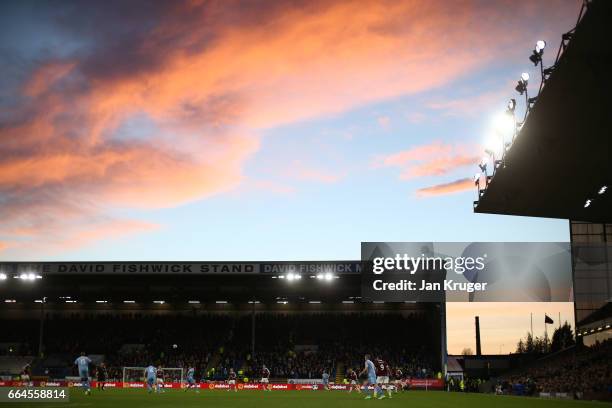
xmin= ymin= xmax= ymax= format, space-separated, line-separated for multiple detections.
xmin=96 ymin=362 xmax=108 ymax=391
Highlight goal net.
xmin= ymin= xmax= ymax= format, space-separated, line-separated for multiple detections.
xmin=122 ymin=367 xmax=184 ymax=385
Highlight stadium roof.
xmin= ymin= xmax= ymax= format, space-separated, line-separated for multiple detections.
xmin=474 ymin=0 xmax=612 ymax=223
xmin=0 ymin=261 xmax=366 ymax=305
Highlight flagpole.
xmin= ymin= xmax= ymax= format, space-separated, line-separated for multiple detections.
xmin=530 ymin=313 xmax=533 ymax=338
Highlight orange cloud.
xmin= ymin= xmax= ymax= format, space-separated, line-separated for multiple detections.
xmin=416 ymin=178 xmax=473 ymax=197
xmin=376 ymin=141 xmax=479 ymax=179
xmin=400 ymin=154 xmax=479 ymax=179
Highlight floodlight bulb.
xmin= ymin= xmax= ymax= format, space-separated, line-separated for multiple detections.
xmin=535 ymin=40 xmax=546 ymax=52
xmin=507 ymin=99 xmax=516 ymax=111
xmin=521 ymin=72 xmax=530 ymax=82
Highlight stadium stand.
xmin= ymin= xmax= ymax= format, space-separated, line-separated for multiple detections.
xmin=0 ymin=356 xmax=33 ymax=376
xmin=500 ymin=340 xmax=611 ymax=400
xmin=0 ymin=313 xmax=437 ymax=382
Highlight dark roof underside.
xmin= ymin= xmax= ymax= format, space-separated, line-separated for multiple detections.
xmin=475 ymin=0 xmax=612 ymax=223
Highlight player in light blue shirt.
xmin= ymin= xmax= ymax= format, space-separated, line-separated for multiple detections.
xmin=144 ymin=365 xmax=157 ymax=394
xmin=74 ymin=352 xmax=92 ymax=395
xmin=359 ymin=354 xmax=383 ymax=399
xmin=185 ymin=367 xmax=198 ymax=392
xmin=322 ymin=370 xmax=330 ymax=390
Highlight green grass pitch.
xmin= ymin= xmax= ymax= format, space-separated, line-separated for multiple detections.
xmin=5 ymin=389 xmax=610 ymax=408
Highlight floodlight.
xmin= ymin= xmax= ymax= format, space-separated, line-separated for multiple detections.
xmin=96 ymin=300 xmax=107 ymax=303
xmin=287 ymin=273 xmax=295 ymax=281
xmin=316 ymin=274 xmax=324 ymax=280
xmin=530 ymin=40 xmax=545 ymax=65
xmin=598 ymin=185 xmax=608 ymax=195
xmin=506 ymin=98 xmax=516 ymax=113
xmin=515 ymin=79 xmax=527 ymax=95
xmin=584 ymin=199 xmax=591 ymax=208
xmin=543 ymin=66 xmax=554 ymax=79
xmin=0 ymin=273 xmax=6 ymax=281
xmin=521 ymin=72 xmax=530 ymax=82
xmin=478 ymin=157 xmax=487 ymax=173
xmin=493 ymin=112 xmax=514 ymax=135
xmin=324 ymin=272 xmax=333 ymax=281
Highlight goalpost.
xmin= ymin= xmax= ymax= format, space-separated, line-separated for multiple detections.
xmin=122 ymin=367 xmax=184 ymax=386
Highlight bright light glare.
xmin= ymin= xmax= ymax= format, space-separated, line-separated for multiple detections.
xmin=18 ymin=273 xmax=38 ymax=281
xmin=584 ymin=199 xmax=592 ymax=208
xmin=495 ymin=114 xmax=514 ymax=134
xmin=535 ymin=40 xmax=546 ymax=52
xmin=521 ymin=72 xmax=530 ymax=82
xmin=0 ymin=273 xmax=6 ymax=280
xmin=324 ymin=273 xmax=333 ymax=281
xmin=598 ymin=186 xmax=607 ymax=195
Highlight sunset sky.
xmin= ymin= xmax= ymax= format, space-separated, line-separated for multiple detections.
xmin=0 ymin=0 xmax=581 ymax=353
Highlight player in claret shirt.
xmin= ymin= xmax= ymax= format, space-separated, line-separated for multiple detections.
xmin=347 ymin=368 xmax=360 ymax=393
xmin=261 ymin=365 xmax=271 ymax=391
xmin=392 ymin=367 xmax=404 ymax=393
xmin=227 ymin=368 xmax=238 ymax=392
xmin=156 ymin=366 xmax=165 ymax=393
xmin=374 ymin=356 xmax=392 ymax=399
